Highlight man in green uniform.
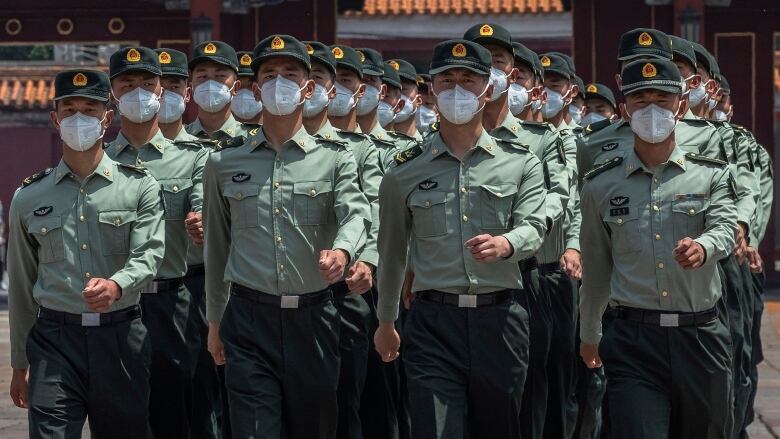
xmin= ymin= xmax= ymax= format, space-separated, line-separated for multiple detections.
xmin=385 ymin=59 xmax=423 ymax=141
xmin=569 ymin=76 xmax=586 ymax=130
xmin=231 ymin=50 xmax=263 ymax=125
xmin=374 ymin=38 xmax=548 ymax=439
xmin=105 ymin=46 xmax=209 ymax=439
xmin=581 ymin=82 xmax=618 ymax=127
xmin=155 ymin=48 xmax=198 ymax=142
xmin=415 ymin=73 xmax=438 ymax=136
xmin=204 ymin=34 xmax=370 ymax=438
xmin=580 ymin=58 xmax=736 ymax=439
xmin=301 ymin=40 xmax=382 ymax=439
xmin=7 ymin=69 xmax=165 ymax=438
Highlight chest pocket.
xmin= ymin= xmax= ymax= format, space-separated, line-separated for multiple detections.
xmin=28 ymin=216 xmax=65 ymax=263
xmin=99 ymin=210 xmax=137 ymax=255
xmin=603 ymin=209 xmax=641 ymax=255
xmin=671 ymin=198 xmax=709 ymax=240
xmin=160 ymin=179 xmax=193 ymax=221
xmin=293 ymin=181 xmax=332 ymax=226
xmin=479 ymin=183 xmax=517 ymax=231
xmin=223 ymin=183 xmax=261 ymax=229
xmin=408 ymin=191 xmax=447 ymax=238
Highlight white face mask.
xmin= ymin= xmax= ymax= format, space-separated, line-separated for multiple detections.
xmin=231 ymin=88 xmax=262 ymax=120
xmin=260 ymin=76 xmax=305 ymax=116
xmin=541 ymin=87 xmax=569 ymax=119
xmin=508 ymin=83 xmax=530 ymax=116
xmin=194 ymin=80 xmax=234 ymax=113
xmin=435 ymin=84 xmax=487 ymax=125
xmin=158 ymin=91 xmax=186 ymax=124
xmin=303 ymin=83 xmax=332 ymax=118
xmin=415 ymin=106 xmax=437 ymax=134
xmin=328 ymin=82 xmax=358 ymax=117
xmin=707 ymin=94 xmax=719 ymax=111
xmin=356 ymin=84 xmax=381 ymax=116
xmin=376 ymin=101 xmax=396 ymax=127
xmin=393 ymin=93 xmax=416 ymax=123
xmin=569 ymin=105 xmax=583 ymax=125
xmin=488 ymin=67 xmax=509 ymax=101
xmin=580 ymin=112 xmax=608 ymax=127
xmin=531 ymin=98 xmax=543 ymax=114
xmin=688 ymin=79 xmax=709 ymax=107
xmin=628 ymin=103 xmax=679 ymax=144
xmin=117 ymin=87 xmax=161 ymax=123
xmin=713 ymin=109 xmax=728 ymax=122
xmin=59 ymin=112 xmax=106 ymax=152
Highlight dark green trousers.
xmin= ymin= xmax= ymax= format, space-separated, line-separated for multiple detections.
xmin=332 ymin=284 xmax=371 ymax=439
xmin=220 ymin=291 xmax=340 ymax=439
xmin=517 ymin=266 xmax=552 ymax=439
xmin=542 ymin=269 xmax=580 ymax=439
xmin=403 ymin=295 xmax=529 ymax=439
xmin=140 ymin=283 xmax=199 ymax=439
xmin=183 ymin=266 xmax=221 ymax=439
xmin=739 ymin=270 xmax=765 ymax=438
xmin=600 ymin=315 xmax=732 ymax=439
xmin=27 ymin=309 xmax=151 ymax=439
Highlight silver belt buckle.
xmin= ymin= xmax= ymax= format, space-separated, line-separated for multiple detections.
xmin=458 ymin=294 xmax=478 ymax=308
xmin=280 ymin=296 xmax=300 ymax=309
xmin=659 ymin=313 xmax=679 ymax=327
xmin=81 ymin=313 xmax=101 ymax=327
xmin=140 ymin=282 xmax=158 ymax=294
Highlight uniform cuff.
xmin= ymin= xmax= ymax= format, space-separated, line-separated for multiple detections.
xmin=693 ymin=237 xmax=719 ymax=267
xmin=11 ymin=350 xmax=29 ymax=370
xmin=376 ymin=300 xmax=399 ymax=323
xmin=109 ymin=272 xmax=133 ymax=292
xmin=332 ymin=242 xmax=356 ymax=264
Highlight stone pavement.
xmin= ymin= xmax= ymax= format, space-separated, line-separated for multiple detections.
xmin=0 ymin=286 xmax=778 ymax=437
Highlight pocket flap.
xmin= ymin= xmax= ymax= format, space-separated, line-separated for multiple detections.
xmin=603 ymin=208 xmax=639 ymax=226
xmin=293 ymin=180 xmax=332 ymax=197
xmin=480 ymin=183 xmax=518 ymax=198
xmin=409 ymin=191 xmax=447 ymax=208
xmin=28 ymin=216 xmax=62 ymax=235
xmin=160 ymin=178 xmax=193 ymax=194
xmin=671 ymin=199 xmax=709 ymax=216
xmin=223 ymin=183 xmax=260 ymax=201
xmin=99 ymin=210 xmax=137 ymax=227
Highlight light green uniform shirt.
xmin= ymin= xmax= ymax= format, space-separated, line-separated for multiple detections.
xmin=203 ymin=126 xmax=370 ymax=322
xmin=579 ymin=147 xmax=737 ymax=344
xmin=376 ymin=130 xmax=548 ymax=322
xmin=754 ymin=143 xmax=774 ymax=246
xmin=366 ymin=123 xmax=418 ymax=172
xmin=558 ymin=120 xmax=582 ymax=255
xmin=106 ymin=130 xmax=208 ymax=279
xmin=187 ymin=113 xmax=252 ymax=143
xmin=712 ymin=122 xmax=760 ymax=233
xmin=7 ymin=153 xmax=165 ymax=368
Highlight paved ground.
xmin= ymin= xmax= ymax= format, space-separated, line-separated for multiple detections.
xmin=0 ymin=278 xmax=778 ymax=437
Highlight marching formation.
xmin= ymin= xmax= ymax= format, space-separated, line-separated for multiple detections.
xmin=4 ymin=23 xmax=773 ymax=439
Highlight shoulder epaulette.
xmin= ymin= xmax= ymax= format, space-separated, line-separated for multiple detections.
xmin=584 ymin=156 xmax=623 ymax=180
xmin=315 ymin=135 xmax=348 ymax=148
xmin=334 ymin=129 xmax=370 ymax=142
xmin=117 ymin=163 xmax=148 ymax=174
xmin=22 ymin=168 xmax=53 ymax=187
xmin=428 ymin=122 xmax=440 ymax=133
xmin=495 ymin=137 xmax=530 ymax=151
xmin=387 ymin=131 xmax=415 ymax=141
xmin=241 ymin=123 xmax=261 ymax=130
xmin=685 ymin=152 xmax=727 ymax=167
xmin=173 ymin=140 xmax=205 ymax=150
xmin=393 ymin=145 xmax=423 ymax=166
xmin=215 ymin=136 xmax=246 ymax=151
xmin=368 ymin=134 xmax=396 ymax=146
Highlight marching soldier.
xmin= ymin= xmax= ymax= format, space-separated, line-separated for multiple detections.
xmin=415 ymin=73 xmax=438 ymax=136
xmin=385 ymin=59 xmax=423 ymax=141
xmin=7 ymin=69 xmax=165 ymax=438
xmin=579 ymin=58 xmax=736 ymax=439
xmin=155 ymin=48 xmax=199 ymax=142
xmin=580 ymin=82 xmax=618 ymax=127
xmin=105 ymin=46 xmax=209 ymax=439
xmin=231 ymin=50 xmax=264 ymax=125
xmin=203 ymin=34 xmax=370 ymax=438
xmin=374 ymin=39 xmax=548 ymax=438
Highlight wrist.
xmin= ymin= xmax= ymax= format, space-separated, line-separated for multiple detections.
xmin=110 ymin=280 xmax=123 ymax=299
xmin=378 ymin=321 xmax=396 ymax=329
xmin=498 ymin=236 xmax=514 ymax=259
xmin=335 ymin=248 xmax=350 ymax=265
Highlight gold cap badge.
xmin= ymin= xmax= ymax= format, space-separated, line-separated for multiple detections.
xmin=158 ymin=51 xmax=171 ymax=64
xmin=271 ymin=36 xmax=285 ymax=50
xmin=540 ymin=56 xmax=551 ymax=67
xmin=638 ymin=32 xmax=653 ymax=46
xmin=127 ymin=48 xmax=141 ymax=62
xmin=332 ymin=46 xmax=344 ymax=59
xmin=204 ymin=43 xmax=217 ymax=54
xmin=72 ymin=73 xmax=87 ymax=86
xmin=480 ymin=24 xmax=493 ymax=36
xmin=240 ymin=53 xmax=252 ymax=66
xmin=452 ymin=43 xmax=467 ymax=57
xmin=389 ymin=60 xmax=400 ymax=70
xmin=586 ymin=84 xmax=598 ymax=93
xmin=306 ymin=44 xmax=314 ymax=55
xmin=642 ymin=63 xmax=657 ymax=78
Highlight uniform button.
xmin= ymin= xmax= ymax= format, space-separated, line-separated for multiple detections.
xmin=79 ymin=215 xmax=85 ymax=222
xmin=652 ymin=205 xmax=659 ymax=212
xmin=136 ymin=158 xmax=142 ymax=165
xmin=172 ymin=185 xmax=179 ymax=193
xmin=41 ymin=227 xmax=48 ymax=234
xmin=274 ymin=208 xmax=280 ymax=215
xmin=85 ymin=272 xmax=91 ymax=278
xmin=114 ymin=218 xmax=121 ymax=226
xmin=661 ymin=290 xmax=668 ymax=297
xmin=276 ymin=236 xmax=282 ymax=243
xmin=431 ymin=148 xmax=438 ymax=155
xmin=279 ymin=264 xmax=285 ymax=271
xmin=424 ymin=201 xmax=431 ymax=208
xmin=461 ymin=187 xmax=467 ymax=193
xmin=616 ymin=218 xmax=623 ymax=225
xmin=236 ymin=192 xmax=243 ymax=200
xmin=653 ymin=178 xmax=659 ymax=183
xmin=274 ymin=182 xmax=280 ymax=189
xmin=79 ymin=188 xmax=85 ymax=194
xmin=689 ymin=208 xmax=695 ymax=215
xmin=655 ymin=234 xmax=661 ymax=240
xmin=309 ymin=189 xmax=317 ymax=196
xmin=462 ymin=215 xmax=468 ymax=222
xmin=658 ymin=262 xmax=664 ymax=269
xmin=81 ymin=244 xmax=87 ymax=250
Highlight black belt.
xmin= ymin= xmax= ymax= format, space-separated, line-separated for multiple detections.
xmin=331 ymin=281 xmax=351 ymax=300
xmin=614 ymin=306 xmax=718 ymax=327
xmin=185 ymin=264 xmax=205 ymax=278
xmin=538 ymin=261 xmax=561 ymax=275
xmin=518 ymin=257 xmax=560 ymax=275
xmin=415 ymin=289 xmax=517 ymax=308
xmin=37 ymin=305 xmax=142 ymax=327
xmin=139 ymin=278 xmax=184 ymax=294
xmin=231 ymin=284 xmax=332 ymax=309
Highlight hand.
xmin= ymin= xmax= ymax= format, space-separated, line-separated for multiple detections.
xmin=746 ymin=246 xmax=763 ymax=273
xmin=734 ymin=223 xmax=748 ymax=264
xmin=560 ymin=249 xmax=582 ymax=280
xmin=402 ymin=271 xmax=415 ymax=310
xmin=345 ymin=261 xmax=373 ymax=294
xmin=580 ymin=342 xmax=602 ymax=369
xmin=185 ymin=212 xmax=204 ymax=246
xmin=82 ymin=278 xmax=122 ymax=312
xmin=208 ymin=322 xmax=225 ymax=366
xmin=464 ymin=234 xmax=512 ymax=262
xmin=319 ymin=249 xmax=348 ymax=284
xmin=673 ymin=237 xmax=706 ymax=270
xmin=9 ymin=368 xmax=29 ymax=409
xmin=374 ymin=322 xmax=401 ymax=363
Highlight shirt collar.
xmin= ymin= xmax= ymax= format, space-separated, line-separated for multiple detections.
xmin=248 ymin=125 xmax=313 ymax=153
xmin=55 ymin=152 xmax=116 ymax=184
xmin=430 ymin=129 xmax=497 ymax=159
xmin=625 ymin=146 xmax=687 ymax=178
xmin=173 ymin=126 xmax=200 ymax=142
xmin=188 ymin=114 xmax=240 ymax=139
xmin=113 ymin=129 xmax=168 ymax=154
xmin=315 ymin=120 xmax=339 ymax=141
xmin=369 ymin=123 xmax=389 ymax=141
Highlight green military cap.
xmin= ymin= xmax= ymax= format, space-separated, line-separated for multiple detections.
xmin=691 ymin=42 xmax=719 ymax=77
xmin=463 ymin=23 xmax=514 ymax=54
xmin=539 ymin=53 xmax=571 ymax=79
xmin=382 ymin=62 xmax=402 ymax=89
xmin=252 ymin=34 xmax=311 ymax=73
xmin=620 ymin=58 xmax=682 ymax=95
xmin=573 ymin=75 xmax=585 ymax=98
xmin=530 ymin=52 xmax=544 ymax=80
xmin=54 ymin=69 xmax=110 ymax=102
xmin=387 ymin=58 xmax=416 ymax=83
xmin=236 ymin=51 xmax=255 ymax=77
xmin=190 ymin=41 xmax=239 ymax=73
xmin=547 ymin=51 xmax=575 ymax=74
xmin=429 ymin=39 xmax=491 ymax=76
xmin=330 ymin=44 xmax=363 ymax=78
xmin=154 ymin=48 xmax=188 ymax=78
xmin=719 ymin=75 xmax=730 ymax=96
xmin=109 ymin=46 xmax=161 ymax=79
xmin=301 ymin=42 xmax=337 ymax=75
xmin=669 ymin=36 xmax=696 ymax=71
xmin=356 ymin=47 xmax=384 ymax=76
xmin=416 ymin=73 xmax=430 ymax=92
xmin=583 ymin=82 xmax=617 ymax=109
xmin=512 ymin=42 xmax=538 ymax=72
xmin=617 ymin=28 xmax=672 ymax=61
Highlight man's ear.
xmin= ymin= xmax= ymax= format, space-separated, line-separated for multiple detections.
xmin=688 ymin=74 xmax=702 ymax=90
xmin=508 ymin=67 xmax=520 ymax=85
xmin=327 ymin=82 xmax=338 ymax=99
xmin=231 ymin=79 xmax=241 ymax=96
xmin=183 ymin=85 xmax=192 ymax=104
xmin=619 ymin=102 xmax=629 ymax=120
xmin=394 ymin=99 xmax=405 ymax=114
xmin=301 ymin=79 xmax=315 ymax=100
xmin=675 ymin=96 xmax=688 ymax=120
xmin=103 ymin=109 xmax=114 ymax=128
xmin=412 ymin=93 xmax=422 ymax=108
xmin=379 ymin=84 xmax=387 ymax=100
xmin=614 ymin=74 xmax=622 ymax=90
xmin=252 ymin=82 xmax=262 ymax=102
xmin=50 ymin=110 xmax=59 ymax=130
xmin=356 ymin=83 xmax=366 ymax=99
